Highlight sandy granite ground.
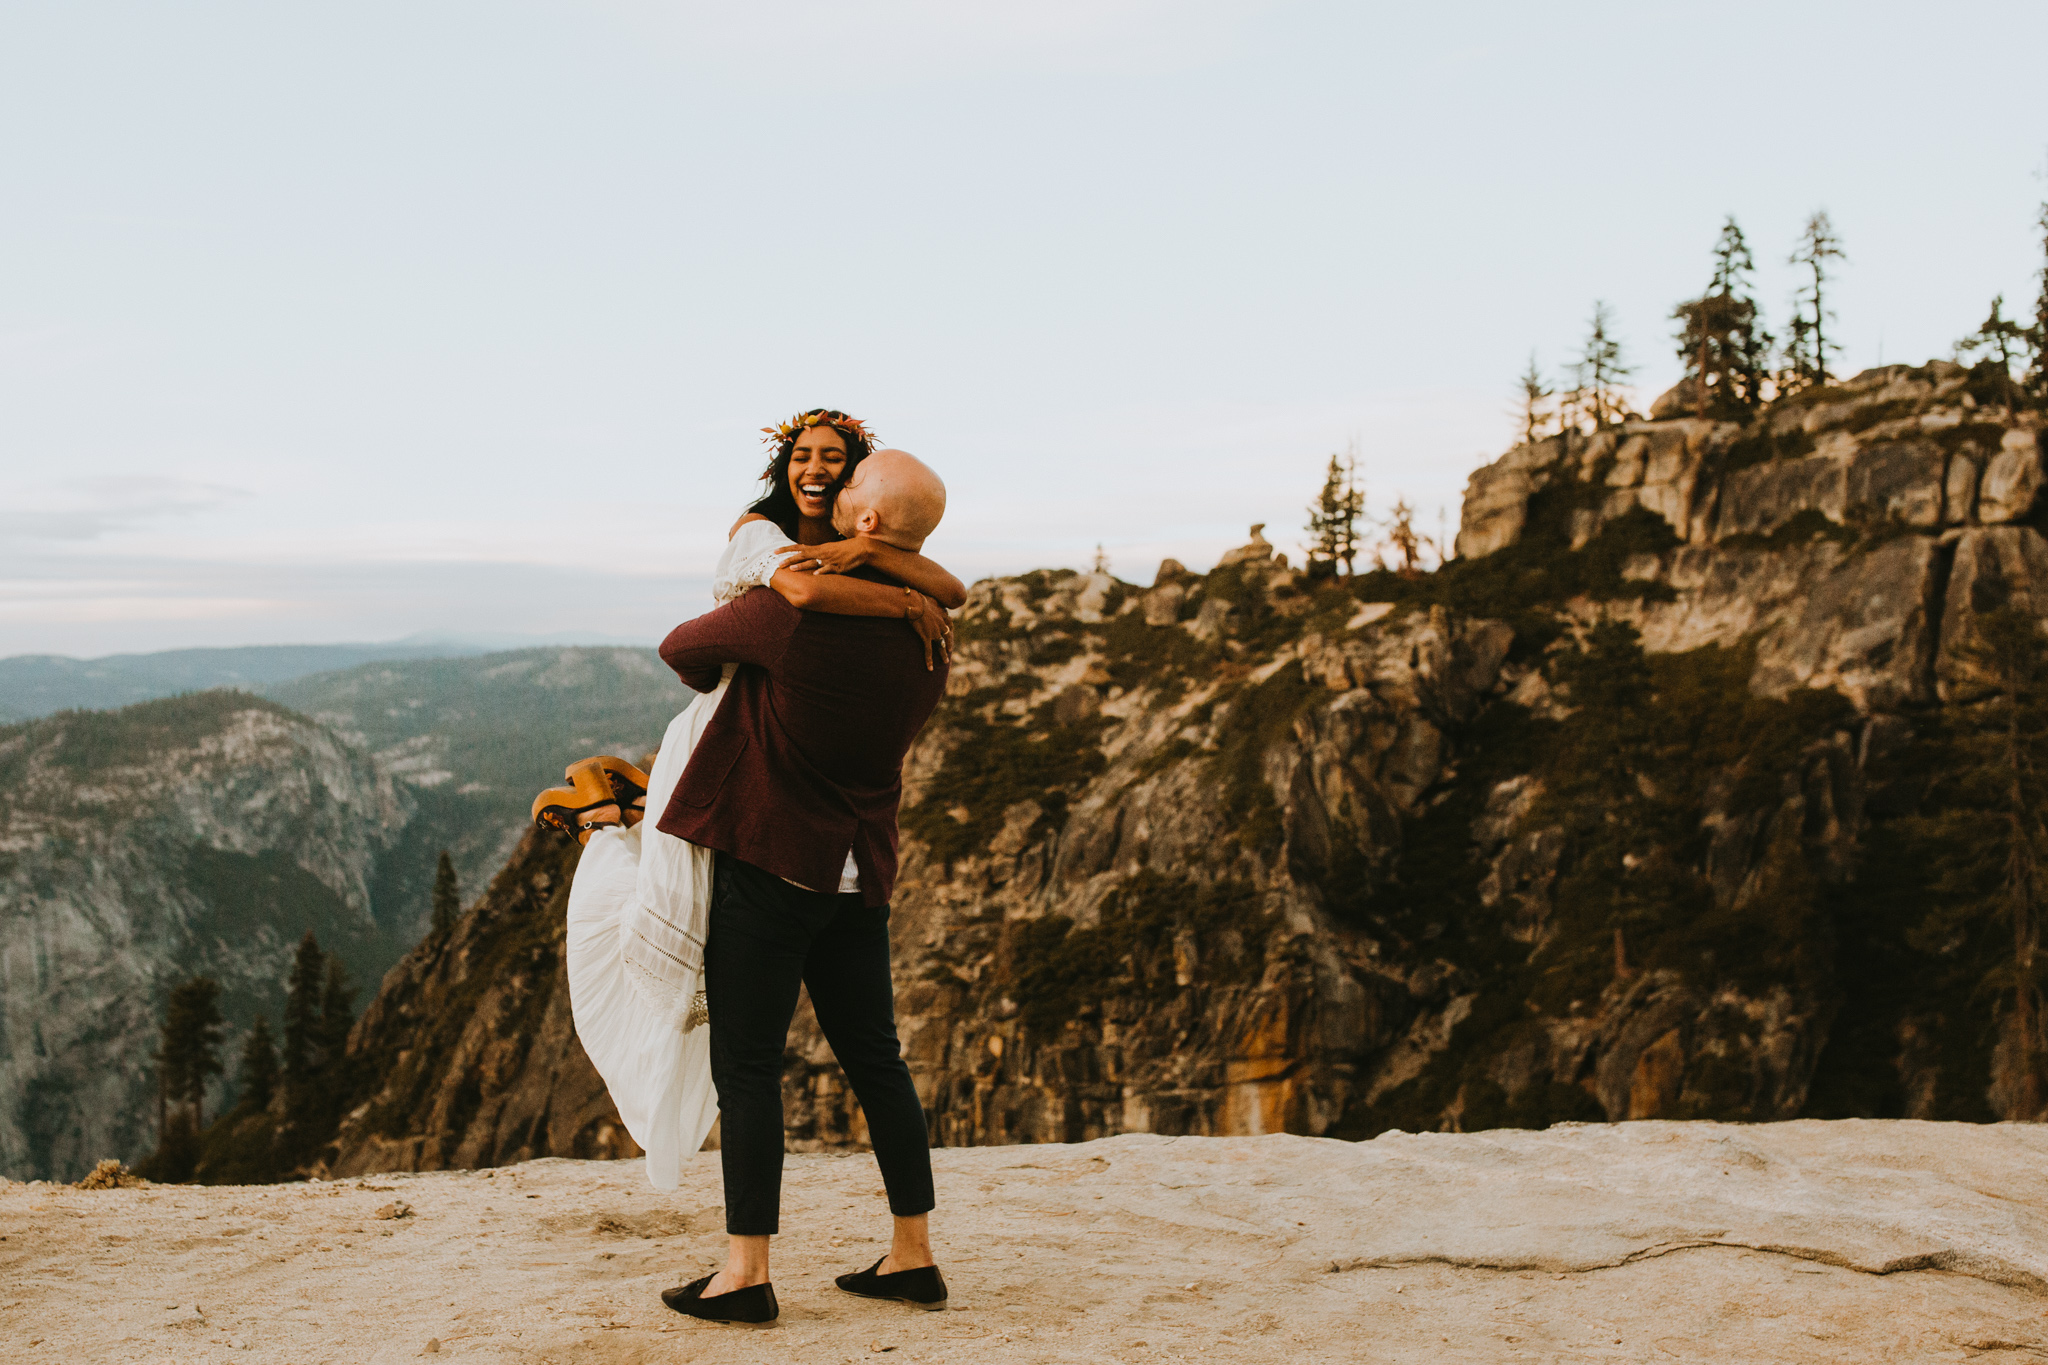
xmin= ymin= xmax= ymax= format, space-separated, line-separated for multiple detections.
xmin=6 ymin=1121 xmax=2048 ymax=1363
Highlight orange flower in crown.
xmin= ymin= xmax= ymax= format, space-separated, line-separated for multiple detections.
xmin=760 ymin=408 xmax=878 ymax=451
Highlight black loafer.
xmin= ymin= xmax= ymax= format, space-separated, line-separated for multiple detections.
xmin=661 ymin=1273 xmax=778 ymax=1325
xmin=835 ymin=1257 xmax=948 ymax=1311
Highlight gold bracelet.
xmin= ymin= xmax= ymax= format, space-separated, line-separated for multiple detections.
xmin=903 ymin=586 xmax=916 ymax=620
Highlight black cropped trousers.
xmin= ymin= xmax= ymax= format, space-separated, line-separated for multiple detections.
xmin=703 ymin=852 xmax=934 ymax=1236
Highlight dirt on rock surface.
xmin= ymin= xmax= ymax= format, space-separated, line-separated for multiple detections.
xmin=7 ymin=1121 xmax=2047 ymax=1363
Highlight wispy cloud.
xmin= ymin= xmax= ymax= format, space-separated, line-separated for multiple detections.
xmin=0 ymin=477 xmax=249 ymax=542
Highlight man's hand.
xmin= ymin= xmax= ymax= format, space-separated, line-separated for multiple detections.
xmin=777 ymin=536 xmax=874 ymax=576
xmin=905 ymin=590 xmax=952 ymax=671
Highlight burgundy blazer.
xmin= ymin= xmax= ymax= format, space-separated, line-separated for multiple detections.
xmin=655 ymin=584 xmax=948 ymax=906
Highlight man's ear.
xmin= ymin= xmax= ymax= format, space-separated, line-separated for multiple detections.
xmin=856 ymin=508 xmax=882 ymax=536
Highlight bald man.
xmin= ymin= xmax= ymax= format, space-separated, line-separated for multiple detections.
xmin=830 ymin=447 xmax=947 ymax=549
xmin=652 ymin=448 xmax=954 ymax=1326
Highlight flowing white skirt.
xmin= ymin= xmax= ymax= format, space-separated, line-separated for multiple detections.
xmin=564 ymin=666 xmax=733 ymax=1190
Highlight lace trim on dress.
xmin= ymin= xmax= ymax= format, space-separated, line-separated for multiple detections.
xmin=711 ymin=519 xmax=799 ymax=603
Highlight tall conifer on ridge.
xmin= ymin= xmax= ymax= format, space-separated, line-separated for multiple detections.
xmin=1785 ymin=210 xmax=1845 ymax=391
xmin=431 ymin=850 xmax=460 ymax=936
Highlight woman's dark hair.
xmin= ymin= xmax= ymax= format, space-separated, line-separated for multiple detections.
xmin=746 ymin=408 xmax=877 ymax=538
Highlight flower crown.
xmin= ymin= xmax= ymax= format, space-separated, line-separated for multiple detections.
xmin=760 ymin=409 xmax=877 ymax=450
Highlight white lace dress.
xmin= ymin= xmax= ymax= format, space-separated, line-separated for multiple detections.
xmin=564 ymin=519 xmax=794 ymax=1189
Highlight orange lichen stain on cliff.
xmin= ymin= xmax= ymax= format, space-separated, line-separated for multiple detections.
xmin=1628 ymin=1028 xmax=1685 ymax=1119
xmin=1223 ymin=997 xmax=1300 ymax=1136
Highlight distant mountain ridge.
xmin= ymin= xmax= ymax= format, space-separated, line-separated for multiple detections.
xmin=0 ymin=642 xmax=491 ymax=721
xmin=0 ymin=633 xmax=660 ymax=722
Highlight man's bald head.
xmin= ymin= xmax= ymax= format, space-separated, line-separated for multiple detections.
xmin=831 ymin=448 xmax=947 ymax=550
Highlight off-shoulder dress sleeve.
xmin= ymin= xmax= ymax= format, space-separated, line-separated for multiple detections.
xmin=710 ymin=519 xmax=798 ymax=603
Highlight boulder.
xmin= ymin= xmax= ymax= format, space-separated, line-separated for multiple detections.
xmin=1454 ymin=466 xmax=1532 ymax=558
xmin=1455 ymin=434 xmax=1574 ymax=559
xmin=1216 ymin=523 xmax=1274 ymax=567
xmin=1944 ymin=449 xmax=1981 ymax=524
xmin=1053 ymin=684 xmax=1102 ymax=726
xmin=1190 ymin=596 xmax=1234 ymax=640
xmin=1648 ymin=377 xmax=1700 ymax=420
xmin=1073 ymin=572 xmax=1113 ymax=623
xmin=1142 ymin=580 xmax=1186 ymax=626
xmin=1937 ymin=525 xmax=2048 ymax=700
xmin=1634 ymin=424 xmax=1710 ymax=540
xmin=1975 ymin=429 xmax=2044 ymax=523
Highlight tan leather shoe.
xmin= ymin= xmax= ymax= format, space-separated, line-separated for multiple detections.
xmin=531 ymin=759 xmax=622 ymax=844
xmin=589 ymin=755 xmax=651 ymax=827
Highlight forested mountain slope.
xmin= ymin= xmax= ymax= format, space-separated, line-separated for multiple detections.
xmin=0 ymin=693 xmax=412 ymax=1180
xmin=0 ymin=648 xmax=685 ymax=1181
xmin=315 ymin=360 xmax=2046 ymax=1174
xmin=263 ymin=645 xmax=686 ymax=928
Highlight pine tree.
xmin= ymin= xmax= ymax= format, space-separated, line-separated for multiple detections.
xmin=1571 ymin=302 xmax=1634 ymax=430
xmin=318 ymin=957 xmax=357 ymax=1069
xmin=1785 ymin=210 xmax=1845 ymax=391
xmin=1384 ymin=499 xmax=1427 ymax=578
xmin=1908 ymin=607 xmax=2048 ymax=1117
xmin=1515 ymin=353 xmax=1553 ymax=449
xmin=281 ymin=931 xmax=324 ymax=1089
xmin=237 ymin=1014 xmax=279 ymax=1112
xmin=431 ymin=851 xmax=460 ymax=936
xmin=1673 ymin=217 xmax=1771 ymax=417
xmin=1780 ymin=310 xmax=1819 ymax=397
xmin=1335 ymin=450 xmax=1365 ymax=577
xmin=1538 ymin=620 xmax=1663 ymax=982
xmin=2026 ymin=200 xmax=2048 ymax=411
xmin=1957 ymin=295 xmax=2032 ymax=413
xmin=1305 ymin=454 xmax=1350 ymax=579
xmin=157 ymin=978 xmax=226 ymax=1129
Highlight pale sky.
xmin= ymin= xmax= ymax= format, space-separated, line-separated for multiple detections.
xmin=3 ymin=0 xmax=2044 ymax=657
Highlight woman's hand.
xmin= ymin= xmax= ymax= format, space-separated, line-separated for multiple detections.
xmin=904 ymin=589 xmax=953 ymax=671
xmin=777 ymin=536 xmax=874 ymax=576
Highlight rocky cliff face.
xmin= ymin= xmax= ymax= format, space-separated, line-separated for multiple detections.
xmin=324 ymin=362 xmax=2047 ymax=1172
xmin=0 ymin=693 xmax=414 ymax=1180
xmin=1458 ymin=360 xmax=2044 ymax=711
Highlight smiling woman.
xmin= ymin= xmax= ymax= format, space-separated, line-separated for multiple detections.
xmin=744 ymin=408 xmax=879 ymax=542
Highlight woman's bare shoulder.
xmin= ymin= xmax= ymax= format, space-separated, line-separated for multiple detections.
xmin=728 ymin=511 xmax=773 ymax=541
